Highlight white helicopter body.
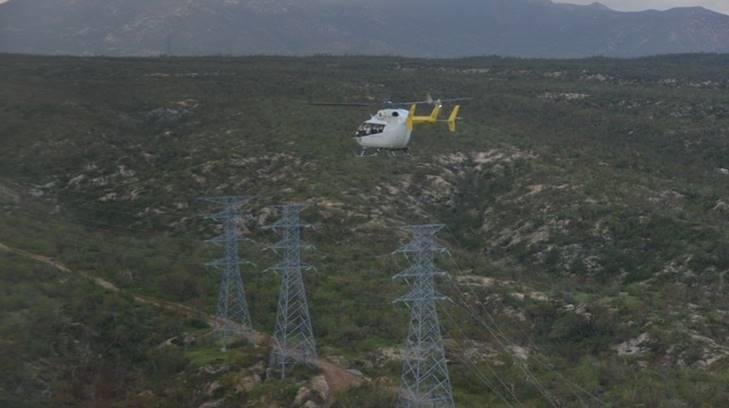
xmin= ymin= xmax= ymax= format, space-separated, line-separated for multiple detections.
xmin=354 ymin=108 xmax=412 ymax=150
xmin=311 ymin=95 xmax=466 ymax=155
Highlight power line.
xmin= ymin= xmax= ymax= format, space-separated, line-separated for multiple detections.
xmin=440 ymin=306 xmax=519 ymax=408
xmin=443 ymin=264 xmax=602 ymax=407
xmin=441 ymin=225 xmax=606 ymax=407
xmin=444 ymin=278 xmax=561 ymax=408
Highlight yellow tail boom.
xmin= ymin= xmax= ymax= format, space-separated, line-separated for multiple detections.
xmin=407 ymin=104 xmax=461 ymax=133
xmin=411 ymin=104 xmax=442 ymax=125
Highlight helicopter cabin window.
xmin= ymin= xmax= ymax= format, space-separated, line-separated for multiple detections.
xmin=392 ymin=111 xmax=399 ymax=117
xmin=356 ymin=123 xmax=385 ymax=137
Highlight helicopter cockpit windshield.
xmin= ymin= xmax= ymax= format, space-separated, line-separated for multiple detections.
xmin=356 ymin=123 xmax=385 ymax=137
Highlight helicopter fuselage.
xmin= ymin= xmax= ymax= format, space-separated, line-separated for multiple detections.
xmin=354 ymin=108 xmax=412 ymax=150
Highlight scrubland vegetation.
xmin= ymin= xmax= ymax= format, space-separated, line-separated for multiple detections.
xmin=2 ymin=53 xmax=729 ymax=406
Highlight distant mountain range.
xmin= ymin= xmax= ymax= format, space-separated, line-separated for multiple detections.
xmin=1 ymin=0 xmax=729 ymax=58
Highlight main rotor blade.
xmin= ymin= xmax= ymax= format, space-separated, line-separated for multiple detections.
xmin=307 ymin=96 xmax=473 ymax=107
xmin=395 ymin=100 xmax=430 ymax=105
xmin=438 ymin=97 xmax=473 ymax=103
xmin=395 ymin=96 xmax=473 ymax=105
xmin=308 ymin=102 xmax=376 ymax=107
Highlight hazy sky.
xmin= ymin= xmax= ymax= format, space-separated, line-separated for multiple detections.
xmin=558 ymin=0 xmax=729 ymax=15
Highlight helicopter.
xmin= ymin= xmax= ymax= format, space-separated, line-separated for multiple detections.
xmin=311 ymin=95 xmax=469 ymax=156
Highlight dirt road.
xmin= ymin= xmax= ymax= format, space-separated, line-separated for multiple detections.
xmin=0 ymin=242 xmax=362 ymax=397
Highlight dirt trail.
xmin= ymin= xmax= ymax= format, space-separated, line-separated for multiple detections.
xmin=0 ymin=242 xmax=362 ymax=396
xmin=0 ymin=242 xmax=73 ymax=272
xmin=314 ymin=359 xmax=362 ymax=394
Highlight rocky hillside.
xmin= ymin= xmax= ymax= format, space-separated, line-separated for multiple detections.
xmin=2 ymin=54 xmax=729 ymax=406
xmin=1 ymin=0 xmax=729 ymax=57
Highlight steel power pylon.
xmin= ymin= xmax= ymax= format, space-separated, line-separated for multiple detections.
xmin=267 ymin=204 xmax=317 ymax=379
xmin=203 ymin=196 xmax=253 ymax=351
xmin=394 ymin=224 xmax=455 ymax=408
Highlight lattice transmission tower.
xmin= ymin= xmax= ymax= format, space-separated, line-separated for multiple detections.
xmin=394 ymin=224 xmax=455 ymax=408
xmin=267 ymin=203 xmax=317 ymax=379
xmin=203 ymin=196 xmax=253 ymax=351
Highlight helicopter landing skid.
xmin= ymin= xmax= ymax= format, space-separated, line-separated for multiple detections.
xmin=357 ymin=148 xmax=379 ymax=157
xmin=357 ymin=147 xmax=410 ymax=158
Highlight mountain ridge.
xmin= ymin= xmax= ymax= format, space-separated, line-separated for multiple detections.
xmin=1 ymin=0 xmax=729 ymax=57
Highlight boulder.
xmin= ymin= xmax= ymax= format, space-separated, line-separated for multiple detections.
xmin=293 ymin=386 xmax=311 ymax=406
xmin=310 ymin=375 xmax=330 ymax=401
xmin=205 ymin=381 xmax=223 ymax=397
xmin=235 ymin=374 xmax=261 ymax=393
xmin=199 ymin=399 xmax=224 ymax=408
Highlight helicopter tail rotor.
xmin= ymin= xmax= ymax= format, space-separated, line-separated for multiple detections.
xmin=447 ymin=105 xmax=460 ymax=132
